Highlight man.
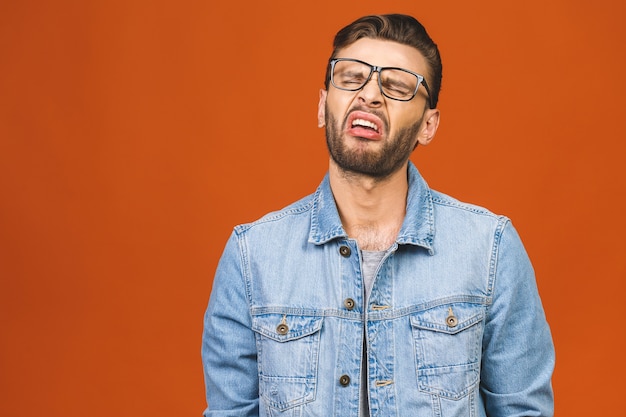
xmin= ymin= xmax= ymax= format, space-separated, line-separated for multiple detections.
xmin=202 ymin=14 xmax=555 ymax=417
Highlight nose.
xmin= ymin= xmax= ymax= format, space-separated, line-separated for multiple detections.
xmin=356 ymin=71 xmax=383 ymax=107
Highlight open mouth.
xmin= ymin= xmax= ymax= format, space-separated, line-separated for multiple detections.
xmin=351 ymin=118 xmax=379 ymax=132
xmin=346 ymin=111 xmax=384 ymax=140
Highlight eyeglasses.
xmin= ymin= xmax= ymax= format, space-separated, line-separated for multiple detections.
xmin=329 ymin=58 xmax=434 ymax=108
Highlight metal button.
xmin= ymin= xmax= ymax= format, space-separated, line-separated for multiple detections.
xmin=344 ymin=298 xmax=355 ymax=310
xmin=276 ymin=315 xmax=289 ymax=335
xmin=339 ymin=374 xmax=351 ymax=386
xmin=446 ymin=307 xmax=458 ymax=327
xmin=339 ymin=245 xmax=351 ymax=257
xmin=276 ymin=323 xmax=289 ymax=335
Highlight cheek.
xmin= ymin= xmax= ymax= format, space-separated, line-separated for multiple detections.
xmin=325 ymin=93 xmax=354 ymax=117
xmin=391 ymin=106 xmax=424 ymax=129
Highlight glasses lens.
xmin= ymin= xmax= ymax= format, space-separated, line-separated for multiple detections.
xmin=332 ymin=60 xmax=372 ymax=91
xmin=332 ymin=59 xmax=421 ymax=101
xmin=379 ymin=69 xmax=420 ymax=100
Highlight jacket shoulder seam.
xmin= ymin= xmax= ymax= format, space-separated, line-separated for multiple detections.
xmin=233 ymin=196 xmax=315 ymax=235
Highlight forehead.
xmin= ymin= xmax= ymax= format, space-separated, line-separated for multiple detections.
xmin=334 ymin=38 xmax=427 ymax=75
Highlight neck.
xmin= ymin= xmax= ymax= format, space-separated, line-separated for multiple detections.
xmin=329 ymin=160 xmax=409 ymax=251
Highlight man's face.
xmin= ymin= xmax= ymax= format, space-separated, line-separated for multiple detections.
xmin=318 ymin=38 xmax=439 ymax=179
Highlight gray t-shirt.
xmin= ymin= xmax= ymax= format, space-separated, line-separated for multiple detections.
xmin=360 ymin=250 xmax=386 ymax=416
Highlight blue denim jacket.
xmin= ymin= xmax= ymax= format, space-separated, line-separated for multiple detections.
xmin=202 ymin=162 xmax=555 ymax=417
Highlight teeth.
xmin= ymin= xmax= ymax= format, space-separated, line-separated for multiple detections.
xmin=352 ymin=118 xmax=378 ymax=132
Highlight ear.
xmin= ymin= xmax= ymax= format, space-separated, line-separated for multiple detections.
xmin=416 ymin=108 xmax=440 ymax=146
xmin=317 ymin=89 xmax=327 ymax=128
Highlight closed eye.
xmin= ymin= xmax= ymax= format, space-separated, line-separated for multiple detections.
xmin=382 ymin=79 xmax=412 ymax=95
xmin=339 ymin=72 xmax=366 ymax=85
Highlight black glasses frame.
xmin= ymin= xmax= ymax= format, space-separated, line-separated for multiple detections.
xmin=329 ymin=58 xmax=434 ymax=109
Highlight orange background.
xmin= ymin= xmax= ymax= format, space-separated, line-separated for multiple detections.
xmin=1 ymin=1 xmax=625 ymax=416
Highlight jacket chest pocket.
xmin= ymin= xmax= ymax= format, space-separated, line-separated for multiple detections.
xmin=252 ymin=313 xmax=323 ymax=411
xmin=410 ymin=303 xmax=485 ymax=400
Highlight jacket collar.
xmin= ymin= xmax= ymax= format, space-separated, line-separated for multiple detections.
xmin=308 ymin=161 xmax=434 ymax=254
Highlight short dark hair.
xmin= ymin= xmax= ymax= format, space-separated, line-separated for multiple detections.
xmin=324 ymin=14 xmax=442 ymax=108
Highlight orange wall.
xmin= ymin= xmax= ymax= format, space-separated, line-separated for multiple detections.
xmin=1 ymin=1 xmax=625 ymax=416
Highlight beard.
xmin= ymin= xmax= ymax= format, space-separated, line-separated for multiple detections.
xmin=325 ymin=105 xmax=424 ymax=179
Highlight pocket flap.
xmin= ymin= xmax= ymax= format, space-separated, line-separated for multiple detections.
xmin=252 ymin=314 xmax=323 ymax=342
xmin=410 ymin=303 xmax=485 ymax=335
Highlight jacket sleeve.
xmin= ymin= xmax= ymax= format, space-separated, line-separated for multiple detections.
xmin=202 ymin=231 xmax=259 ymax=417
xmin=480 ymin=220 xmax=555 ymax=417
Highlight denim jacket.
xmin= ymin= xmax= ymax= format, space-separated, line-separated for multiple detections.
xmin=202 ymin=162 xmax=555 ymax=417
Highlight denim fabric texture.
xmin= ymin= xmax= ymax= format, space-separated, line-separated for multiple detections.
xmin=202 ymin=162 xmax=555 ymax=417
